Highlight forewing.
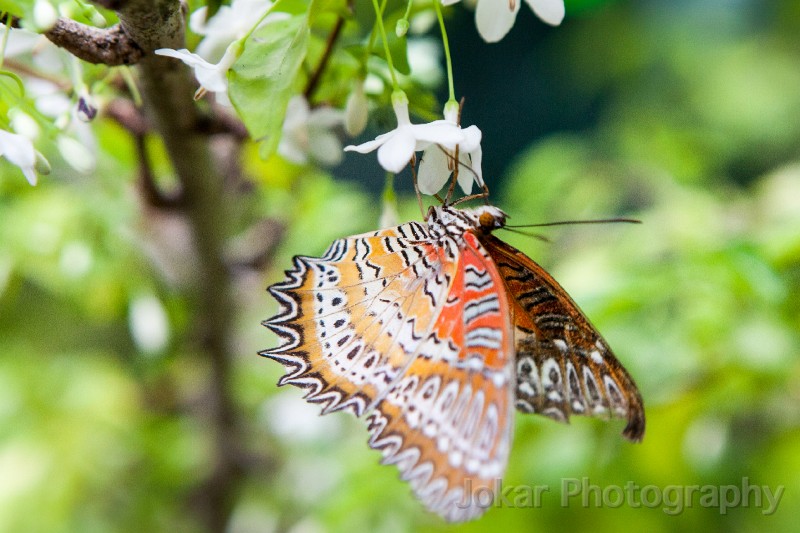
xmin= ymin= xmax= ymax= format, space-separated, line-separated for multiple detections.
xmin=479 ymin=233 xmax=645 ymax=442
xmin=366 ymin=231 xmax=515 ymax=522
xmin=262 ymin=221 xmax=455 ymax=417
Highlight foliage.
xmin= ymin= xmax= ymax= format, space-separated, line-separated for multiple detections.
xmin=1 ymin=0 xmax=799 ymax=532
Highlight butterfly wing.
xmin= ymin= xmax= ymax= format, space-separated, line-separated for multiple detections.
xmin=366 ymin=231 xmax=514 ymax=521
xmin=262 ymin=221 xmax=453 ymax=417
xmin=478 ymin=233 xmax=645 ymax=442
xmin=263 ymin=224 xmax=515 ymax=521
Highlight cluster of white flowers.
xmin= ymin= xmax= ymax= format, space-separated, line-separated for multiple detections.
xmin=0 ymin=0 xmax=565 ymax=195
xmin=151 ymin=0 xmax=566 ymax=195
xmin=345 ymin=94 xmax=483 ymax=194
xmin=460 ymin=0 xmax=565 ymax=43
xmin=1 ymin=23 xmax=99 ymax=185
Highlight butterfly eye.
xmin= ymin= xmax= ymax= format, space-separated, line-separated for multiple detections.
xmin=478 ymin=211 xmax=495 ymax=232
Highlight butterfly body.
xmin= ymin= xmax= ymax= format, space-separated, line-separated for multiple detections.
xmin=262 ymin=204 xmax=644 ymax=521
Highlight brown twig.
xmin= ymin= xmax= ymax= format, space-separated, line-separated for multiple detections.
xmin=45 ymin=20 xmax=145 ymax=65
xmin=304 ymin=16 xmax=345 ymax=101
xmin=1 ymin=11 xmax=144 ymax=65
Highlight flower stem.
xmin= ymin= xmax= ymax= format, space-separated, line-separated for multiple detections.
xmin=241 ymin=3 xmax=278 ymax=43
xmin=371 ymin=0 xmax=399 ymax=90
xmin=433 ymin=0 xmax=456 ymax=104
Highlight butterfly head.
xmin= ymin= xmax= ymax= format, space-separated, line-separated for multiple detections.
xmin=476 ymin=206 xmax=507 ymax=234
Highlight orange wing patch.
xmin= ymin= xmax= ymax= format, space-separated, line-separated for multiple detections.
xmin=366 ymin=231 xmax=514 ymax=521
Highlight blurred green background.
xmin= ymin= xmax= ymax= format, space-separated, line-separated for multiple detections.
xmin=1 ymin=0 xmax=799 ymax=531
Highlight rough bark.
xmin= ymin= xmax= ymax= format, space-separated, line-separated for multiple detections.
xmin=45 ymin=20 xmax=144 ymax=65
xmin=100 ymin=1 xmax=242 ymax=531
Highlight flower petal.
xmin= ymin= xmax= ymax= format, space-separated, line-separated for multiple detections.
xmin=475 ymin=0 xmax=520 ymax=43
xmin=525 ymin=0 xmax=565 ymax=26
xmin=377 ymin=129 xmax=416 ymax=173
xmin=0 ymin=130 xmax=37 ymax=184
xmin=344 ymin=133 xmax=390 ymax=154
xmin=411 ymin=121 xmax=465 ymax=149
xmin=156 ymin=48 xmax=228 ymax=92
xmin=417 ymin=145 xmax=453 ymax=195
xmin=458 ymin=145 xmax=484 ymax=195
xmin=460 ymin=125 xmax=482 ymax=152
xmin=154 ymin=48 xmax=209 ymax=67
xmin=188 ymin=6 xmax=211 ymax=34
xmin=194 ymin=67 xmax=227 ymax=93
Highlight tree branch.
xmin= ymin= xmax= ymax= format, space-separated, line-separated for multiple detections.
xmin=45 ymin=20 xmax=144 ymax=65
xmin=1 ymin=12 xmax=144 ymax=65
xmin=103 ymin=1 xmax=243 ymax=531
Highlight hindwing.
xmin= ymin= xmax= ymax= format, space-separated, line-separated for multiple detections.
xmin=478 ymin=233 xmax=645 ymax=441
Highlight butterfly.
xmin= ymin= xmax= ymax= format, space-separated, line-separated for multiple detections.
xmin=261 ymin=204 xmax=645 ymax=522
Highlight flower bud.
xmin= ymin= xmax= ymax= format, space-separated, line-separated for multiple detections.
xmin=344 ymin=82 xmax=369 ymax=137
xmin=443 ymin=100 xmax=460 ymax=124
xmin=395 ymin=19 xmax=409 ymax=38
xmin=34 ymin=150 xmax=51 ymax=175
xmin=77 ymin=94 xmax=98 ymax=122
xmin=57 ymin=136 xmax=95 ymax=173
xmin=33 ymin=0 xmax=58 ymax=31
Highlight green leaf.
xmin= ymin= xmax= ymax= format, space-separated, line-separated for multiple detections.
xmin=0 ymin=1 xmax=23 ymax=17
xmin=273 ymin=0 xmax=314 ymax=16
xmin=228 ymin=14 xmax=310 ymax=158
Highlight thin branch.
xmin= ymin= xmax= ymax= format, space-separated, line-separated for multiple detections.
xmin=107 ymin=97 xmax=250 ymax=141
xmin=105 ymin=98 xmax=149 ymax=135
xmin=304 ymin=15 xmax=345 ymax=100
xmin=2 ymin=58 xmax=70 ymax=88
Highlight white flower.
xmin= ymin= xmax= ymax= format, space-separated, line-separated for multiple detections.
xmin=190 ymin=0 xmax=278 ymax=61
xmin=155 ymin=40 xmax=243 ymax=105
xmin=0 ymin=129 xmax=38 ymax=185
xmin=344 ymin=92 xmax=467 ymax=174
xmin=417 ymin=103 xmax=484 ymax=195
xmin=444 ymin=0 xmax=564 ymax=43
xmin=278 ymin=96 xmax=344 ymax=166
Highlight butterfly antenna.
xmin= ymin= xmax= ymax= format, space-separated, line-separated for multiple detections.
xmin=501 ymin=226 xmax=551 ymax=242
xmin=506 ymin=218 xmax=642 ymax=228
